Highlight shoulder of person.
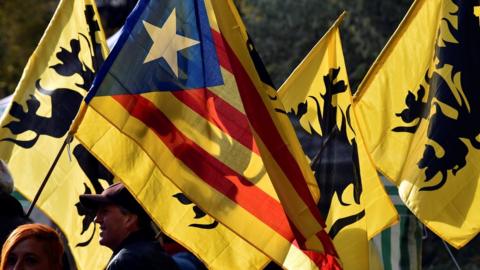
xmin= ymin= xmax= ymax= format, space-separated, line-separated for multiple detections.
xmin=106 ymin=250 xmax=138 ymax=270
xmin=108 ymin=243 xmax=179 ymax=270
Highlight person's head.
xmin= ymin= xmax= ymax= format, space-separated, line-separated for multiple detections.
xmin=0 ymin=224 xmax=63 ymax=270
xmin=79 ymin=183 xmax=151 ymax=251
xmin=0 ymin=160 xmax=14 ymax=194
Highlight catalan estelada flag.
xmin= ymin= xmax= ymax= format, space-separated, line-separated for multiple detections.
xmin=0 ymin=0 xmax=112 ymax=269
xmin=353 ymin=0 xmax=480 ymax=248
xmin=72 ymin=0 xmax=339 ymax=268
xmin=278 ymin=14 xmax=397 ymax=270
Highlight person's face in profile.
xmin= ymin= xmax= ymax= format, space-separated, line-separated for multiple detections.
xmin=94 ymin=203 xmax=134 ymax=250
xmin=5 ymin=238 xmax=52 ymax=270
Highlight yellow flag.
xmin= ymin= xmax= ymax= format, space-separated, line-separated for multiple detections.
xmin=73 ymin=0 xmax=340 ymax=268
xmin=353 ymin=0 xmax=480 ymax=248
xmin=278 ymin=14 xmax=397 ymax=270
xmin=0 ymin=0 xmax=112 ymax=269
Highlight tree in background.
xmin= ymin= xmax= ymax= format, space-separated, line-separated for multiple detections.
xmin=0 ymin=0 xmax=411 ymax=95
xmin=0 ymin=0 xmax=56 ymax=98
xmin=237 ymin=0 xmax=412 ymax=90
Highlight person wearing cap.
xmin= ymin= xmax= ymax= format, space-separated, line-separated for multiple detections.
xmin=79 ymin=183 xmax=179 ymax=270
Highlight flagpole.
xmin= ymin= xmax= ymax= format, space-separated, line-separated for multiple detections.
xmin=26 ymin=133 xmax=73 ymax=217
xmin=26 ymin=101 xmax=89 ymax=216
xmin=442 ymin=240 xmax=461 ymax=270
xmin=310 ymin=125 xmax=339 ymax=168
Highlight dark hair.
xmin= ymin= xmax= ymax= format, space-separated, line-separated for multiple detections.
xmin=0 ymin=224 xmax=64 ymax=270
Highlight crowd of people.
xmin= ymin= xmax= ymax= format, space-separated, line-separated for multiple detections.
xmin=0 ymin=161 xmax=206 ymax=270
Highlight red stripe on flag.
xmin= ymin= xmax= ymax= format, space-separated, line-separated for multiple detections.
xmin=171 ymin=89 xmax=259 ymax=155
xmin=211 ymin=30 xmax=338 ymax=265
xmin=316 ymin=230 xmax=339 ymax=259
xmin=211 ymin=29 xmax=233 ymax=74
xmin=113 ymin=92 xmax=333 ymax=266
xmin=292 ymin=240 xmax=342 ymax=270
xmin=211 ymin=31 xmax=326 ymax=229
xmin=293 ymin=239 xmax=341 ymax=269
xmin=112 ymin=94 xmax=294 ymax=240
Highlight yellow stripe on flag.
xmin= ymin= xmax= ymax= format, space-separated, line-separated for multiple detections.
xmin=77 ymin=104 xmax=328 ymax=269
xmin=74 ymin=0 xmax=340 ymax=268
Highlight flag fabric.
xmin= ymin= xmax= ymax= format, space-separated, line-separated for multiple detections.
xmin=371 ymin=178 xmax=423 ymax=270
xmin=73 ymin=0 xmax=340 ymax=268
xmin=0 ymin=0 xmax=111 ymax=269
xmin=353 ymin=0 xmax=480 ymax=248
xmin=277 ymin=15 xmax=397 ymax=270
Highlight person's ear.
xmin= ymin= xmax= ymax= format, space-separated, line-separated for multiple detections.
xmin=124 ymin=213 xmax=139 ymax=229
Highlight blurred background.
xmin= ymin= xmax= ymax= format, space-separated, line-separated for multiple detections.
xmin=0 ymin=0 xmax=413 ymax=96
xmin=0 ymin=0 xmax=479 ymax=269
